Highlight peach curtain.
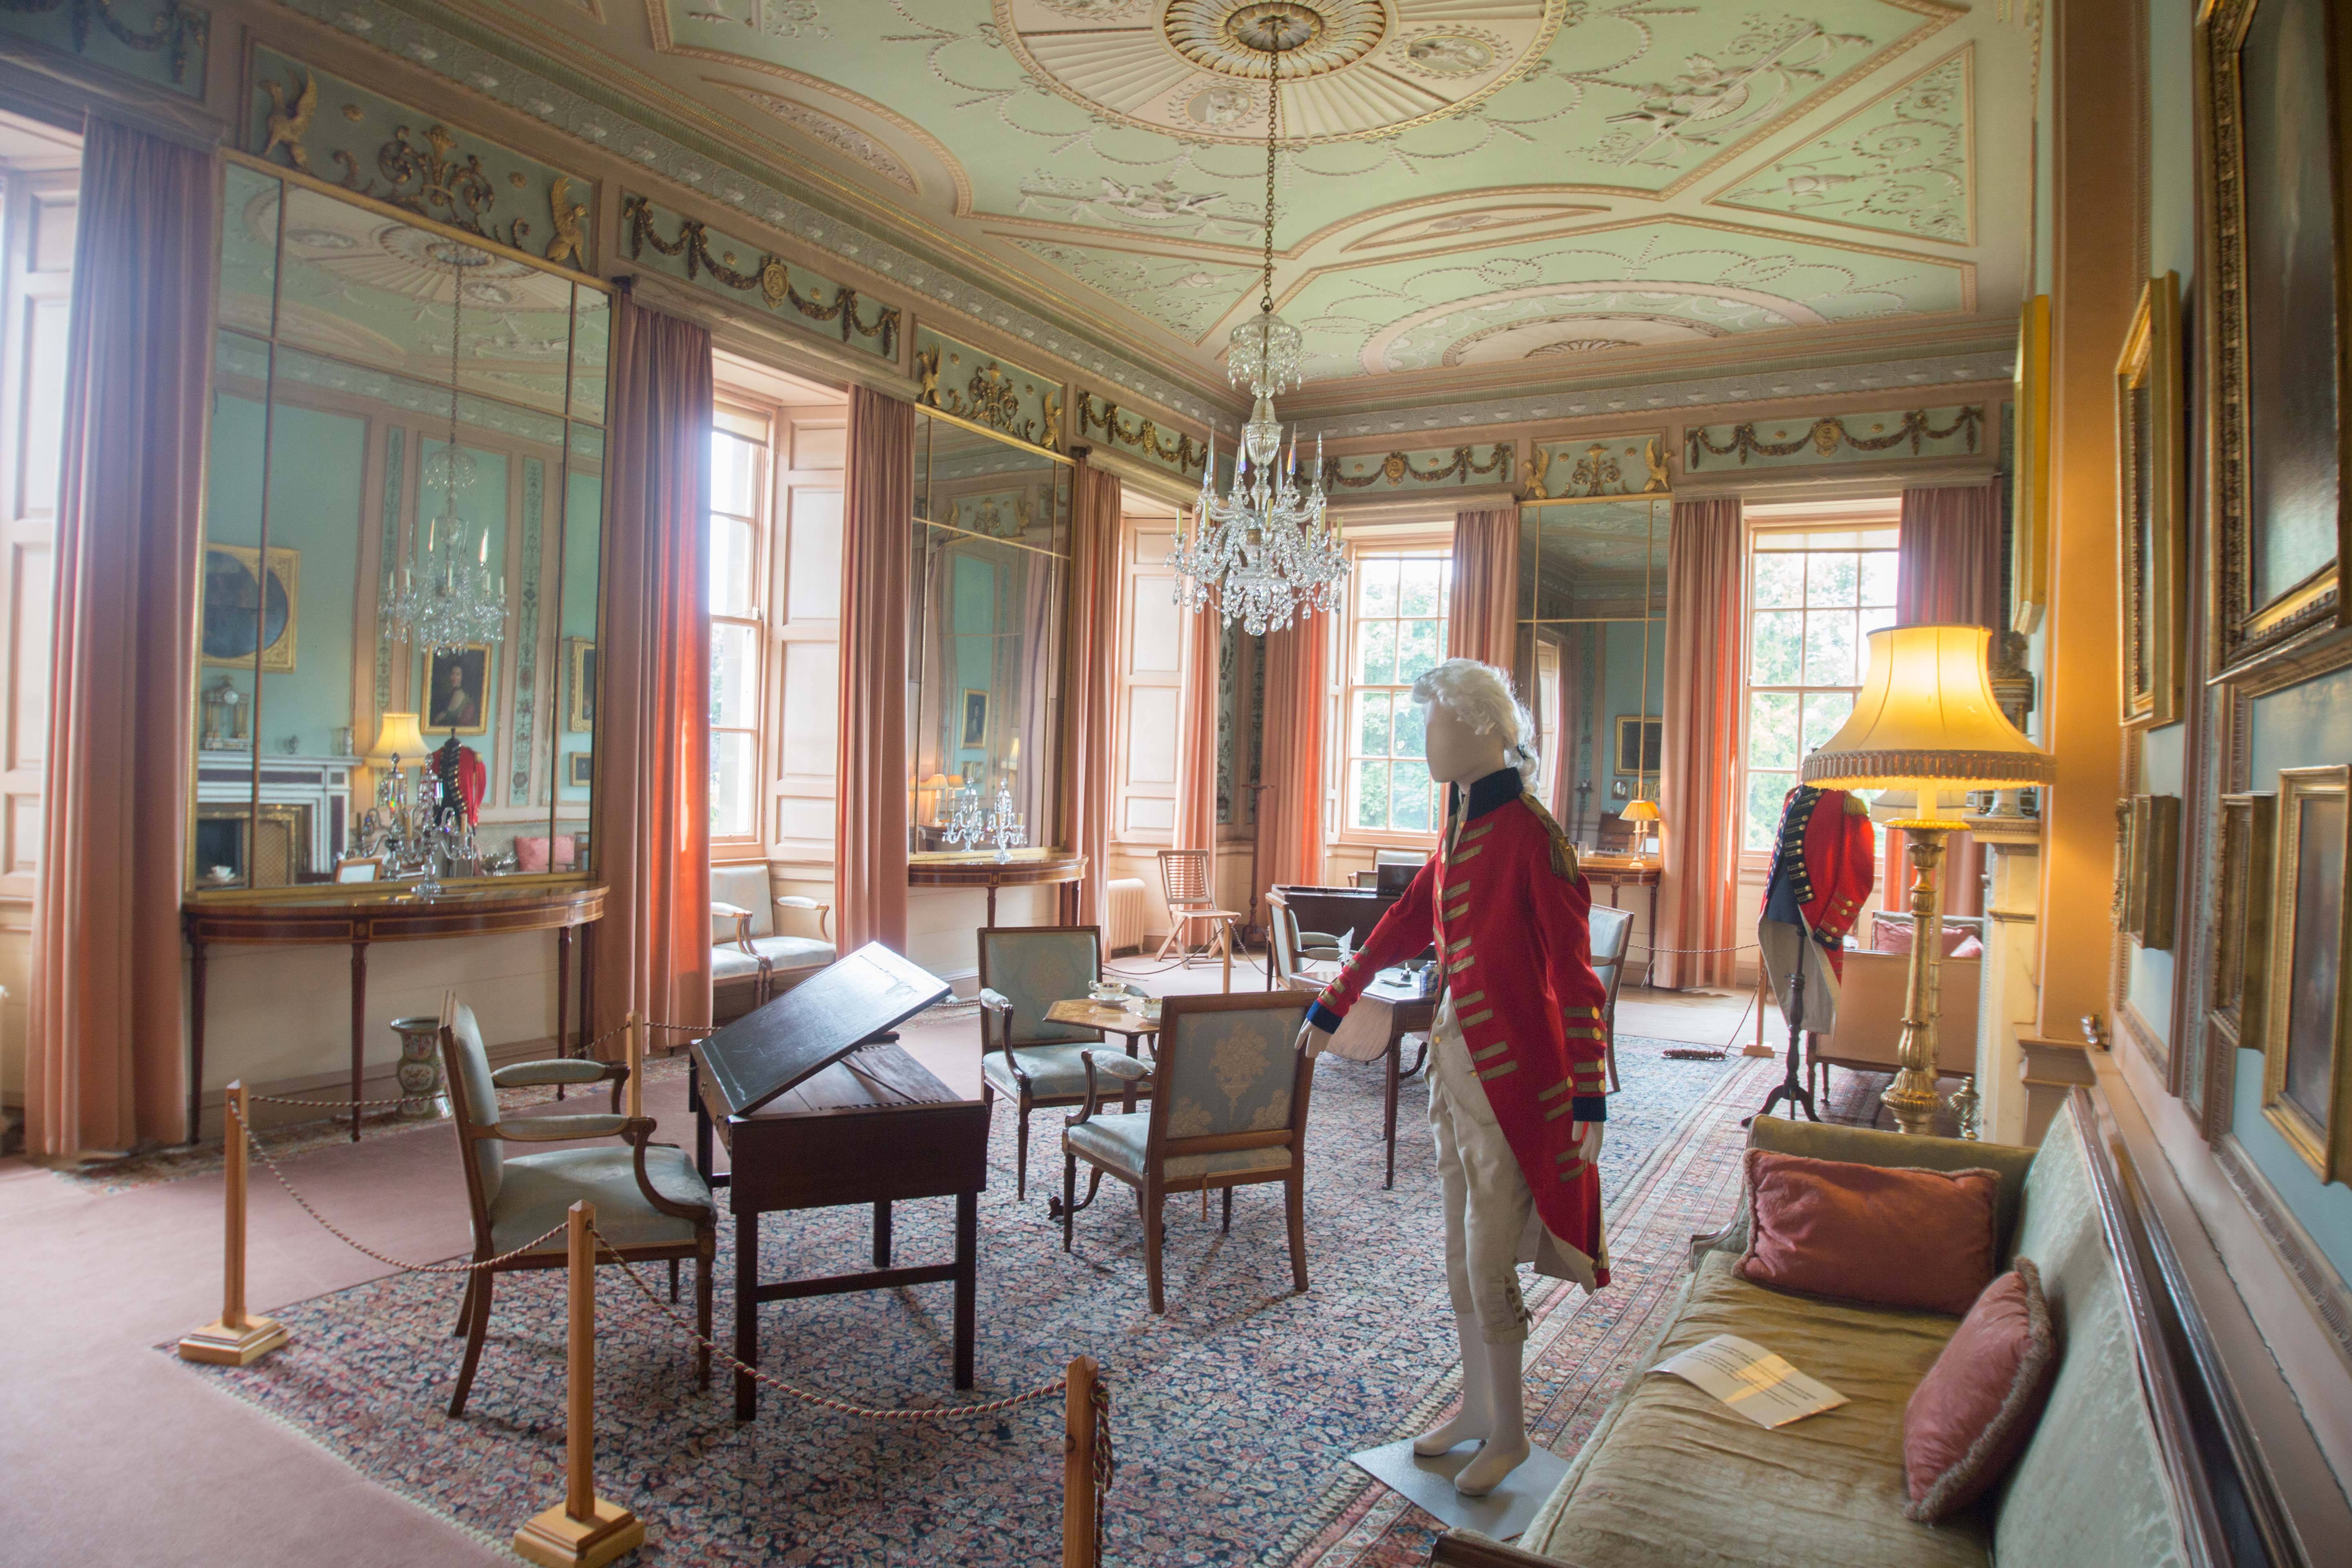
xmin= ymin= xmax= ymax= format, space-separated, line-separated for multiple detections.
xmin=835 ymin=387 xmax=913 ymax=951
xmin=1064 ymin=458 xmax=1120 ymax=925
xmin=1446 ymin=506 xmax=1520 ymax=668
xmin=1656 ymin=498 xmax=1744 ymax=990
xmin=1893 ymin=481 xmax=2004 ymax=917
xmin=1256 ymin=609 xmax=1329 ymax=890
xmin=1174 ymin=601 xmax=1219 ymax=857
xmin=28 ymin=120 xmax=212 ymax=1154
xmin=590 ymin=297 xmax=713 ymax=1047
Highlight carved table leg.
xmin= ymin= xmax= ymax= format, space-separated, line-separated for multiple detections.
xmin=350 ymin=939 xmax=369 ymax=1142
xmin=734 ymin=1208 xmax=760 ymax=1422
xmin=953 ymin=1190 xmax=977 ymax=1390
xmin=188 ymin=934 xmax=207 ymax=1145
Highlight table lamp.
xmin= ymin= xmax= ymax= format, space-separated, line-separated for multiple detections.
xmin=1801 ymin=626 xmax=2055 ymax=1135
xmin=367 ymin=711 xmax=430 ymax=770
xmin=1621 ymin=797 xmax=1661 ymax=860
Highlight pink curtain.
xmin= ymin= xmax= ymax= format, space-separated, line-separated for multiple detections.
xmin=28 ymin=120 xmax=211 ymax=1154
xmin=1893 ymin=482 xmax=2003 ymax=917
xmin=1257 ymin=609 xmax=1328 ymax=890
xmin=835 ymin=387 xmax=913 ymax=951
xmin=1173 ymin=596 xmax=1219 ymax=857
xmin=1064 ymin=458 xmax=1120 ymax=925
xmin=1656 ymin=499 xmax=1744 ymax=990
xmin=591 ymin=297 xmax=713 ymax=1047
xmin=1447 ymin=506 xmax=1520 ymax=668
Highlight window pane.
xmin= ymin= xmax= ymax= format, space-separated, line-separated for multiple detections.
xmin=1802 ymin=690 xmax=1854 ymax=754
xmin=1356 ymin=619 xmax=1397 ymax=685
xmin=1393 ymin=695 xmax=1427 ymax=758
xmin=711 ymin=431 xmax=761 ymax=517
xmin=1746 ymin=769 xmax=1795 ymax=852
xmin=1353 ymin=760 xmax=1389 ymax=829
xmin=1803 ymin=609 xmax=1856 ymax=685
xmin=1751 ymin=610 xmax=1804 ymax=684
xmin=710 ymin=623 xmax=760 ymax=728
xmin=1354 ymin=690 xmax=1391 ymax=759
xmin=1752 ymin=552 xmax=1805 ymax=608
xmin=1749 ymin=691 xmax=1801 ymax=770
xmin=1359 ymin=559 xmax=1399 ymax=619
xmin=1393 ymin=759 xmax=1434 ymax=831
xmin=710 ymin=515 xmax=756 ymax=617
xmin=1396 ymin=617 xmax=1443 ymax=683
xmin=1806 ymin=551 xmax=1860 ymax=607
xmin=1399 ymin=559 xmax=1444 ymax=617
xmin=1860 ymin=550 xmax=1898 ymax=606
xmin=710 ymin=730 xmax=756 ymax=838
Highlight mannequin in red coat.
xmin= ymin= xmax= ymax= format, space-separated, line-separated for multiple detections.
xmin=1295 ymin=658 xmax=1611 ymax=1496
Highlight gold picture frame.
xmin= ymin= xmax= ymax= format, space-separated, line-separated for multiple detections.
xmin=2117 ymin=274 xmax=2185 ymax=726
xmin=2011 ymin=294 xmax=2052 ymax=633
xmin=567 ymin=638 xmax=596 ymax=733
xmin=566 ymin=749 xmax=592 ymax=788
xmin=2211 ymin=791 xmax=2278 ymax=1050
xmin=2118 ymin=794 xmax=2182 ymax=950
xmin=423 ymin=643 xmax=492 ymax=737
xmin=2261 ymin=766 xmax=2352 ymax=1184
xmin=1613 ymin=714 xmax=1662 ymax=777
xmin=200 ymin=543 xmax=299 ymax=673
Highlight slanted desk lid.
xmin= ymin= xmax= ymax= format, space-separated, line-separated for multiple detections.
xmin=691 ymin=942 xmax=950 ymax=1116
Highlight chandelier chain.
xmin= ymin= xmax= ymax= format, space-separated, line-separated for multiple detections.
xmin=1260 ymin=53 xmax=1280 ymax=315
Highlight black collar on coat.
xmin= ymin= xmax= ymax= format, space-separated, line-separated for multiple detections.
xmin=1446 ymin=766 xmax=1524 ymax=828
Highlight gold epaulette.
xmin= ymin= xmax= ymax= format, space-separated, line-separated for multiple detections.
xmin=1518 ymin=791 xmax=1581 ymax=882
xmin=1842 ymin=791 xmax=1869 ymax=816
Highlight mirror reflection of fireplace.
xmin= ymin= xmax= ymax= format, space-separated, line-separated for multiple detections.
xmin=194 ymin=803 xmax=314 ymax=888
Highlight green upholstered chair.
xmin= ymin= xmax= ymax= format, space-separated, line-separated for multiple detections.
xmin=1588 ymin=904 xmax=1635 ymax=1092
xmin=1060 ymin=991 xmax=1314 ymax=1314
xmin=976 ymin=924 xmax=1151 ymax=1199
xmin=710 ymin=862 xmax=835 ymax=1021
xmin=438 ymin=995 xmax=715 ymax=1418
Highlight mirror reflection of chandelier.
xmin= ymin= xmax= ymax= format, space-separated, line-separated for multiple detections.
xmin=381 ymin=238 xmax=507 ymax=654
xmin=1167 ymin=17 xmax=1348 ymax=637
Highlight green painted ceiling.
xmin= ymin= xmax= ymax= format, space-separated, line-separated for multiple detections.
xmin=469 ymin=0 xmax=2031 ymax=404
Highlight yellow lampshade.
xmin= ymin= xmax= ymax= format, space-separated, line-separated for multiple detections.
xmin=1802 ymin=626 xmax=2054 ymax=813
xmin=367 ymin=711 xmax=430 ymax=766
xmin=1621 ymin=799 xmax=1661 ymax=823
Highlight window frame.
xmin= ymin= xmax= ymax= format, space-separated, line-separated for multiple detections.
xmin=707 ymin=400 xmax=773 ymax=852
xmin=1337 ymin=542 xmax=1455 ymax=848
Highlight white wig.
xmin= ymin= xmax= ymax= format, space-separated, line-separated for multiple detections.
xmin=1411 ymin=657 xmax=1538 ymax=770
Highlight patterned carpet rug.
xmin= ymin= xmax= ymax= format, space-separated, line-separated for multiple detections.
xmin=172 ymin=1039 xmax=1764 ymax=1566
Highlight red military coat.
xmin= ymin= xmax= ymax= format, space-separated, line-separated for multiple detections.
xmin=1763 ymin=785 xmax=1875 ymax=979
xmin=1306 ymin=768 xmax=1612 ymax=1285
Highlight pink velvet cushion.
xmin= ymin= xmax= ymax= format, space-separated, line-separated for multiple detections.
xmin=1951 ymin=934 xmax=1985 ymax=958
xmin=1903 ymin=1258 xmax=2058 ymax=1519
xmin=1737 ymin=1149 xmax=2002 ymax=1314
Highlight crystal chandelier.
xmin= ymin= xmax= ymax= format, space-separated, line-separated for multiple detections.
xmin=382 ymin=239 xmax=507 ymax=655
xmin=1167 ymin=34 xmax=1347 ymax=637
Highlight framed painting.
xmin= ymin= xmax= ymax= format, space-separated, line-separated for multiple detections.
xmin=567 ymin=750 xmax=592 ymax=788
xmin=2201 ymin=0 xmax=2352 ymax=673
xmin=1613 ymin=715 xmax=1661 ymax=776
xmin=424 ymin=644 xmax=492 ymax=737
xmin=567 ymin=638 xmax=596 ymax=733
xmin=2012 ymin=294 xmax=2052 ymax=634
xmin=2118 ymin=274 xmax=2186 ymax=725
xmin=200 ymin=543 xmax=298 ymax=673
xmin=2210 ymin=791 xmax=2278 ymax=1050
xmin=2118 ymin=794 xmax=2182 ymax=950
xmin=2261 ymin=766 xmax=2352 ymax=1183
xmin=959 ymin=688 xmax=990 ymax=750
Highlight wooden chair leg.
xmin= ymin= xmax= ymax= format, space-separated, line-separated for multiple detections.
xmin=668 ymin=1256 xmax=681 ymax=1303
xmin=1143 ymin=1182 xmax=1166 ymax=1314
xmin=1221 ymin=1184 xmax=1232 ymax=1233
xmin=448 ymin=1268 xmax=495 ymax=1417
xmin=1285 ymin=1173 xmax=1308 ymax=1294
xmin=1606 ymin=1033 xmax=1621 ymax=1094
xmin=451 ymin=1272 xmax=479 ymax=1338
xmin=695 ymin=1246 xmax=713 ymax=1391
xmin=1062 ymin=1151 xmax=1078 ymax=1253
xmin=1016 ymin=1099 xmax=1032 ymax=1200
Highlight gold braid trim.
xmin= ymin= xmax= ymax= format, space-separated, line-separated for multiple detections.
xmin=1518 ymin=792 xmax=1581 ymax=882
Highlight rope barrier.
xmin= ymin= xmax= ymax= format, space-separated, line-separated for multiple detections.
xmin=248 ymin=1090 xmax=425 ymax=1110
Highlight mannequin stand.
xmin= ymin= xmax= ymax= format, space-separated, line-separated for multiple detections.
xmin=1746 ymin=960 xmax=1818 ymax=1126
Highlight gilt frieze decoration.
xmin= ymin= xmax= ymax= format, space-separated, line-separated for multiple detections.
xmin=621 ymin=192 xmax=899 ymax=361
xmin=1319 ymin=443 xmax=1513 ymax=492
xmin=914 ymin=327 xmax=1062 ymax=452
xmin=1526 ymin=436 xmax=1670 ymax=500
xmin=1683 ymin=403 xmax=1984 ymax=470
xmin=1075 ymin=390 xmax=1207 ymax=478
xmin=0 ymin=0 xmax=206 ymax=95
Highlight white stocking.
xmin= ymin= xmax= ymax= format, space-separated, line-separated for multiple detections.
xmin=1452 ymin=1338 xmax=1532 ymax=1496
xmin=1412 ymin=1311 xmax=1490 ymax=1456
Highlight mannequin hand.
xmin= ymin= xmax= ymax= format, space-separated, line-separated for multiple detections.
xmin=1294 ymin=1020 xmax=1332 ymax=1059
xmin=1572 ymin=1121 xmax=1604 ymax=1163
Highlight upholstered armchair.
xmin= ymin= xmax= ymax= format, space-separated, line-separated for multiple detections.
xmin=976 ymin=924 xmax=1151 ymax=1200
xmin=1266 ymin=898 xmax=1342 ymax=992
xmin=710 ymin=863 xmax=836 ymax=1021
xmin=437 ymin=996 xmax=714 ymax=1418
xmin=1060 ymin=991 xmax=1314 ymax=1314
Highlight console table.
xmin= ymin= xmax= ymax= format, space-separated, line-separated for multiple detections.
xmin=907 ymin=852 xmax=1087 ymax=927
xmin=182 ymin=880 xmax=606 ymax=1143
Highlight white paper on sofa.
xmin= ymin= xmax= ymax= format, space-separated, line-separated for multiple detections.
xmin=1649 ymin=1334 xmax=1849 ymax=1428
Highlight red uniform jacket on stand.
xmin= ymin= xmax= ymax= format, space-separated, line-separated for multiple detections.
xmin=1306 ymin=766 xmax=1613 ymax=1284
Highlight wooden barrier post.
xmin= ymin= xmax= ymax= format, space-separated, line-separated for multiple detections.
xmin=1063 ymin=1354 xmax=1100 ymax=1568
xmin=514 ymin=1201 xmax=644 ymax=1568
xmin=178 ymin=1081 xmax=288 ymax=1366
xmin=625 ymin=1011 xmax=644 ymax=1121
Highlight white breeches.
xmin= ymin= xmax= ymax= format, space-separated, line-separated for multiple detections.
xmin=1429 ymin=996 xmax=1536 ymax=1345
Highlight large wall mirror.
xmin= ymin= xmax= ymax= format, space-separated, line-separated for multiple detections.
xmin=907 ymin=409 xmax=1070 ymax=860
xmin=192 ymin=160 xmax=608 ymax=894
xmin=1514 ymin=497 xmax=1669 ymax=852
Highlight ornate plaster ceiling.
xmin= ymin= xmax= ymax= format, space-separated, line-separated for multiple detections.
xmin=460 ymin=0 xmax=2032 ymax=408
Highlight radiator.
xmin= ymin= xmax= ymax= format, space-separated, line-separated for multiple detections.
xmin=1105 ymin=878 xmax=1149 ymax=954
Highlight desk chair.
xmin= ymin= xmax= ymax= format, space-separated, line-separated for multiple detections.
xmin=977 ymin=924 xmax=1152 ymax=1200
xmin=1154 ymin=848 xmax=1241 ymax=966
xmin=1588 ymin=904 xmax=1635 ymax=1092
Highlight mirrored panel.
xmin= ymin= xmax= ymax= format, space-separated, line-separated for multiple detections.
xmin=907 ymin=410 xmax=1070 ymax=858
xmin=191 ymin=166 xmax=608 ymax=894
xmin=1514 ymin=497 xmax=1668 ymax=852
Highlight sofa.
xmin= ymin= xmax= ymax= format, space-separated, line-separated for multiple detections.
xmin=1432 ymin=1094 xmax=2210 ymax=1568
xmin=709 ymin=863 xmax=835 ymax=1022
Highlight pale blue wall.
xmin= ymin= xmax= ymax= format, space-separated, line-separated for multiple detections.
xmin=1599 ymin=618 xmax=1666 ymax=803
